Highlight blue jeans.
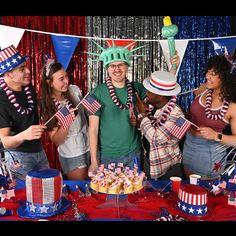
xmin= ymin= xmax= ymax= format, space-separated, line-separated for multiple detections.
xmin=183 ymin=133 xmax=227 ymax=179
xmin=100 ymin=147 xmax=141 ymax=170
xmin=59 ymin=151 xmax=90 ymax=174
xmin=4 ymin=149 xmax=49 ymax=180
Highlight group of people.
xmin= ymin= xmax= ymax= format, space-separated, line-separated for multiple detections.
xmin=0 ymin=42 xmax=236 ymax=183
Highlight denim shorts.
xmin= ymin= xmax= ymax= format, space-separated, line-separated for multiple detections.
xmin=59 ymin=151 xmax=90 ymax=174
xmin=100 ymin=147 xmax=141 ymax=170
xmin=4 ymin=149 xmax=49 ymax=180
xmin=183 ymin=133 xmax=227 ymax=179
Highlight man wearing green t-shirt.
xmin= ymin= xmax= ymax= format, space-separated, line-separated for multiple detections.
xmin=88 ymin=40 xmax=179 ymax=174
xmin=88 ymin=41 xmax=146 ymax=173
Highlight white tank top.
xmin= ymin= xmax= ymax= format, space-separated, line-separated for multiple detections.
xmin=58 ymin=85 xmax=89 ymax=158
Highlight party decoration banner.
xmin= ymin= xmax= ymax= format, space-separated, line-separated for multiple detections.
xmin=106 ymin=39 xmax=136 ymax=50
xmin=211 ymin=37 xmax=236 ymax=63
xmin=159 ymin=39 xmax=189 ymax=75
xmin=0 ymin=25 xmax=25 ymax=49
xmin=51 ymin=35 xmax=80 ymax=70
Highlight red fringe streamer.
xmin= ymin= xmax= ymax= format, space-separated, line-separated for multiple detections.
xmin=2 ymin=16 xmax=87 ymax=172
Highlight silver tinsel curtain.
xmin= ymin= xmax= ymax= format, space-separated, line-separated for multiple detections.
xmin=86 ymin=16 xmax=166 ymax=91
xmin=86 ymin=16 xmax=231 ymax=111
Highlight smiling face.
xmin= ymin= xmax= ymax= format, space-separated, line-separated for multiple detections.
xmin=205 ymin=68 xmax=222 ymax=90
xmin=107 ymin=61 xmax=128 ymax=84
xmin=9 ymin=62 xmax=31 ymax=87
xmin=50 ymin=68 xmax=69 ymax=94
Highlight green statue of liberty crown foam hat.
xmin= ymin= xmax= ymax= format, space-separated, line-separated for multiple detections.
xmin=87 ymin=39 xmax=146 ymax=68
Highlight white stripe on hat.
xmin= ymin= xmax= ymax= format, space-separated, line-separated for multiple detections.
xmin=43 ymin=177 xmax=55 ymax=204
xmin=26 ymin=175 xmax=33 ymax=203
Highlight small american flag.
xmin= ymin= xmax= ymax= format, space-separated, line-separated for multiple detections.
xmin=81 ymin=94 xmax=101 ymax=114
xmin=55 ymin=106 xmax=74 ymax=129
xmin=169 ymin=117 xmax=192 ymax=140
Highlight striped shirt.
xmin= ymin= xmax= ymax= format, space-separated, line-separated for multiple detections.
xmin=140 ymin=104 xmax=184 ymax=179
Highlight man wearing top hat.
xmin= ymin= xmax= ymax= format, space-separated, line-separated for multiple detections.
xmin=0 ymin=45 xmax=49 ymax=180
xmin=135 ymin=71 xmax=184 ymax=180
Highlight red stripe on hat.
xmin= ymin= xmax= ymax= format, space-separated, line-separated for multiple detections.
xmin=8 ymin=47 xmax=16 ymax=56
xmin=150 ymin=77 xmax=176 ymax=88
xmin=31 ymin=178 xmax=43 ymax=204
xmin=0 ymin=52 xmax=7 ymax=61
xmin=0 ymin=54 xmax=5 ymax=62
xmin=54 ymin=174 xmax=62 ymax=201
xmin=4 ymin=48 xmax=13 ymax=58
xmin=9 ymin=46 xmax=17 ymax=54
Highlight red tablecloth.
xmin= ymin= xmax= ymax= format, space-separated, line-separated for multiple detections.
xmin=0 ymin=187 xmax=236 ymax=221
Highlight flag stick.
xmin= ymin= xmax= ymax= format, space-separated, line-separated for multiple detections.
xmin=188 ymin=120 xmax=199 ymax=129
xmin=44 ymin=113 xmax=57 ymax=126
xmin=44 ymin=93 xmax=89 ymax=126
xmin=75 ymin=93 xmax=89 ymax=109
xmin=178 ymin=88 xmax=197 ymax=96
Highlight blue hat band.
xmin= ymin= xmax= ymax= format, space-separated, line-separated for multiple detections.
xmin=0 ymin=53 xmax=28 ymax=75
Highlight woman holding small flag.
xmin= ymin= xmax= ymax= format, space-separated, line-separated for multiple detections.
xmin=39 ymin=58 xmax=89 ymax=180
xmin=183 ymin=55 xmax=236 ymax=180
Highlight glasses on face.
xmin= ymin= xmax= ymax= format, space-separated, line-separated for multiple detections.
xmin=108 ymin=63 xmax=126 ymax=70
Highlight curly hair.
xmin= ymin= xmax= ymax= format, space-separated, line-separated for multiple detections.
xmin=206 ymin=55 xmax=236 ymax=102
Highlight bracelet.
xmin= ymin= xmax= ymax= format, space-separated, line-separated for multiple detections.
xmin=137 ymin=113 xmax=146 ymax=119
xmin=137 ymin=113 xmax=143 ymax=119
xmin=215 ymin=133 xmax=223 ymax=142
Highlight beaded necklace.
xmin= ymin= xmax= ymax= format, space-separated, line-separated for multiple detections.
xmin=53 ymin=97 xmax=73 ymax=111
xmin=106 ymin=77 xmax=133 ymax=110
xmin=0 ymin=78 xmax=34 ymax=115
xmin=146 ymin=96 xmax=177 ymax=127
xmin=205 ymin=89 xmax=230 ymax=120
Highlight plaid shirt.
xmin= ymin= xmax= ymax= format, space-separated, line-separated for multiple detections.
xmin=140 ymin=104 xmax=184 ymax=179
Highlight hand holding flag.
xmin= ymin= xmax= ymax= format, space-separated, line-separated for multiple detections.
xmin=44 ymin=93 xmax=101 ymax=127
xmin=169 ymin=116 xmax=198 ymax=140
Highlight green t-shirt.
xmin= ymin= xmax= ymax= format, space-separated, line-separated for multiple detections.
xmin=90 ymin=80 xmax=146 ymax=158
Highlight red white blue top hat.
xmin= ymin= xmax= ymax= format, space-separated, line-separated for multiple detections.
xmin=0 ymin=45 xmax=29 ymax=76
xmin=17 ymin=168 xmax=70 ymax=219
xmin=143 ymin=71 xmax=181 ymax=96
xmin=170 ymin=184 xmax=212 ymax=220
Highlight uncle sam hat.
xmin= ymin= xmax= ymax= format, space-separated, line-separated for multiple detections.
xmin=0 ymin=45 xmax=29 ymax=76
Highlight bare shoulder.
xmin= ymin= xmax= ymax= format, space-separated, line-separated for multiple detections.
xmin=228 ymin=102 xmax=236 ymax=117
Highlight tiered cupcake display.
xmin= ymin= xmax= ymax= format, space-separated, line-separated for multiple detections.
xmin=90 ymin=163 xmax=145 ymax=194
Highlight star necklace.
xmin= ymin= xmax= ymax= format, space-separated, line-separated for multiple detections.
xmin=146 ymin=96 xmax=177 ymax=127
xmin=106 ymin=77 xmax=133 ymax=110
xmin=0 ymin=78 xmax=34 ymax=115
xmin=205 ymin=89 xmax=230 ymax=120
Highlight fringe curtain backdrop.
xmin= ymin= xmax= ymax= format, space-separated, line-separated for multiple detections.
xmin=85 ymin=16 xmax=167 ymax=91
xmin=172 ymin=16 xmax=231 ymax=111
xmin=1 ymin=16 xmax=87 ymax=171
xmin=0 ymin=16 xmax=231 ymax=171
xmin=86 ymin=16 xmax=231 ymax=112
